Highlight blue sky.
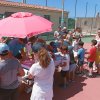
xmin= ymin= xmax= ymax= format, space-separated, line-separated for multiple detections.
xmin=9 ymin=0 xmax=100 ymax=18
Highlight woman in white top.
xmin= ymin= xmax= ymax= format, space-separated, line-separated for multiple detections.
xmin=28 ymin=43 xmax=55 ymax=100
xmin=95 ymin=30 xmax=100 ymax=45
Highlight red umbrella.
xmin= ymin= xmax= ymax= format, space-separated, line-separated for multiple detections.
xmin=0 ymin=12 xmax=53 ymax=38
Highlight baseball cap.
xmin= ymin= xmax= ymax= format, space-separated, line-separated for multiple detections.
xmin=0 ymin=43 xmax=9 ymax=55
xmin=32 ymin=43 xmax=44 ymax=53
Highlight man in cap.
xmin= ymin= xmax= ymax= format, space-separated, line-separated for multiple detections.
xmin=8 ymin=38 xmax=26 ymax=60
xmin=0 ymin=43 xmax=25 ymax=100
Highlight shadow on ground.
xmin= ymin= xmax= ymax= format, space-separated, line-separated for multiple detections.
xmin=53 ymin=72 xmax=87 ymax=100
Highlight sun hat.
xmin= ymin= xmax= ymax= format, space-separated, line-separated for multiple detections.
xmin=0 ymin=43 xmax=9 ymax=55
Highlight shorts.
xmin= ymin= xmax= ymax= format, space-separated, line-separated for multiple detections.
xmin=69 ymin=64 xmax=76 ymax=72
xmin=61 ymin=70 xmax=68 ymax=77
xmin=88 ymin=62 xmax=94 ymax=68
xmin=78 ymin=61 xmax=84 ymax=67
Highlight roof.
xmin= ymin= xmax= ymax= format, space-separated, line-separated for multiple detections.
xmin=0 ymin=1 xmax=67 ymax=13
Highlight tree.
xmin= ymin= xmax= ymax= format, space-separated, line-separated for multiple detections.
xmin=68 ymin=18 xmax=75 ymax=29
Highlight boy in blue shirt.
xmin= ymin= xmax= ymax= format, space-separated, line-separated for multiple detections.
xmin=77 ymin=41 xmax=85 ymax=74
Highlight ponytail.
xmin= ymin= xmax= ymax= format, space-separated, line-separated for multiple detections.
xmin=38 ymin=48 xmax=51 ymax=68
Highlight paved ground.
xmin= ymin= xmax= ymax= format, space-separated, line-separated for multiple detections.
xmin=82 ymin=36 xmax=94 ymax=43
xmin=19 ymin=40 xmax=100 ymax=100
xmin=53 ymin=73 xmax=100 ymax=100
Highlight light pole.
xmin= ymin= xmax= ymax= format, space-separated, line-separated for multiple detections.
xmin=75 ymin=0 xmax=77 ymax=19
xmin=74 ymin=0 xmax=77 ymax=29
xmin=22 ymin=0 xmax=26 ymax=3
xmin=84 ymin=2 xmax=88 ymax=34
xmin=22 ymin=0 xmax=24 ymax=3
xmin=46 ymin=0 xmax=47 ymax=6
xmin=94 ymin=4 xmax=97 ymax=17
xmin=61 ymin=0 xmax=64 ymax=28
xmin=85 ymin=2 xmax=88 ymax=18
xmin=90 ymin=4 xmax=97 ymax=34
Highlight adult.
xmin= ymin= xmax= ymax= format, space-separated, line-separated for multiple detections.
xmin=28 ymin=43 xmax=55 ymax=100
xmin=67 ymin=31 xmax=73 ymax=45
xmin=61 ymin=27 xmax=68 ymax=35
xmin=0 ymin=43 xmax=25 ymax=100
xmin=1 ymin=37 xmax=12 ymax=44
xmin=29 ymin=36 xmax=38 ymax=45
xmin=8 ymin=38 xmax=26 ymax=60
xmin=95 ymin=29 xmax=100 ymax=45
xmin=54 ymin=26 xmax=62 ymax=42
xmin=73 ymin=27 xmax=83 ymax=41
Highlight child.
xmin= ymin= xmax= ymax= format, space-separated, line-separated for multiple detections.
xmin=69 ymin=45 xmax=76 ymax=82
xmin=87 ymin=40 xmax=97 ymax=77
xmin=72 ymin=36 xmax=79 ymax=58
xmin=50 ymin=42 xmax=57 ymax=53
xmin=47 ymin=44 xmax=55 ymax=60
xmin=59 ymin=46 xmax=70 ymax=88
xmin=77 ymin=41 xmax=85 ymax=75
xmin=95 ymin=42 xmax=100 ymax=75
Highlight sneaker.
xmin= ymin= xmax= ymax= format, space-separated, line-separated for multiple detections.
xmin=87 ymin=74 xmax=94 ymax=78
xmin=96 ymin=74 xmax=100 ymax=78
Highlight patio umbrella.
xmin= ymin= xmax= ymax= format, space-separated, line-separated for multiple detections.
xmin=0 ymin=12 xmax=53 ymax=38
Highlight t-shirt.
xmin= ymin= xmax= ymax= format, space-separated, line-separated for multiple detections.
xmin=61 ymin=54 xmax=70 ymax=71
xmin=73 ymin=32 xmax=82 ymax=38
xmin=77 ymin=48 xmax=85 ymax=61
xmin=54 ymin=31 xmax=60 ymax=42
xmin=54 ymin=52 xmax=63 ymax=66
xmin=29 ymin=59 xmax=55 ymax=92
xmin=72 ymin=40 xmax=79 ymax=52
xmin=0 ymin=58 xmax=21 ymax=89
xmin=63 ymin=39 xmax=69 ymax=47
xmin=68 ymin=46 xmax=75 ymax=64
xmin=95 ymin=36 xmax=100 ymax=46
xmin=88 ymin=46 xmax=97 ymax=62
xmin=8 ymin=39 xmax=25 ymax=56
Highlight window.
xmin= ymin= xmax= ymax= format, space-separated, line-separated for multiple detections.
xmin=59 ymin=17 xmax=61 ymax=24
xmin=84 ymin=21 xmax=87 ymax=25
xmin=0 ymin=14 xmax=4 ymax=18
xmin=44 ymin=15 xmax=50 ymax=20
xmin=4 ymin=12 xmax=15 ymax=17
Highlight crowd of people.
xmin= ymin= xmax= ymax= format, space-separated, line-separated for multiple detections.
xmin=0 ymin=26 xmax=100 ymax=100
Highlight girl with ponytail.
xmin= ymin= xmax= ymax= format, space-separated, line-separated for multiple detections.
xmin=28 ymin=43 xmax=55 ymax=100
